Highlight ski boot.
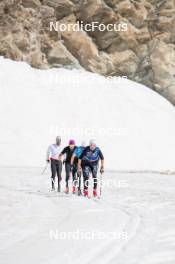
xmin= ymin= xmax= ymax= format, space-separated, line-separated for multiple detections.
xmin=83 ymin=189 xmax=88 ymax=197
xmin=93 ymin=189 xmax=97 ymax=198
xmin=51 ymin=181 xmax=55 ymax=191
xmin=78 ymin=189 xmax=82 ymax=196
xmin=65 ymin=187 xmax=69 ymax=194
xmin=57 ymin=183 xmax=61 ymax=192
xmin=72 ymin=186 xmax=76 ymax=194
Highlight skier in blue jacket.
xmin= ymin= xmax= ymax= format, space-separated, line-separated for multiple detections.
xmin=78 ymin=139 xmax=104 ymax=197
xmin=71 ymin=141 xmax=86 ymax=195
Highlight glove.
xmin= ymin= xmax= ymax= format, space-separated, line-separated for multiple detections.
xmin=46 ymin=159 xmax=50 ymax=163
xmin=100 ymin=166 xmax=104 ymax=174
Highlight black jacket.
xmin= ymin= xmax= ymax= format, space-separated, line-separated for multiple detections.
xmin=61 ymin=146 xmax=77 ymax=164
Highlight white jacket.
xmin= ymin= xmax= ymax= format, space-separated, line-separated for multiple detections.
xmin=47 ymin=144 xmax=61 ymax=160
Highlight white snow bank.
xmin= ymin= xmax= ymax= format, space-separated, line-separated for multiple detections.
xmin=0 ymin=57 xmax=175 ymax=170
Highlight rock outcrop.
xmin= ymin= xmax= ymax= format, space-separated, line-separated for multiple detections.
xmin=0 ymin=0 xmax=175 ymax=104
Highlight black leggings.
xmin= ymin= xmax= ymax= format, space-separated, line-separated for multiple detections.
xmin=65 ymin=163 xmax=77 ymax=188
xmin=77 ymin=171 xmax=82 ymax=191
xmin=51 ymin=159 xmax=62 ymax=184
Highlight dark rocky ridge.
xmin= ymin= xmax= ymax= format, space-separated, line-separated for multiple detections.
xmin=0 ymin=0 xmax=175 ymax=104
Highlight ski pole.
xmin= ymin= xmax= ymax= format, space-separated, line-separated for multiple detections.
xmin=41 ymin=163 xmax=49 ymax=175
xmin=99 ymin=172 xmax=103 ymax=197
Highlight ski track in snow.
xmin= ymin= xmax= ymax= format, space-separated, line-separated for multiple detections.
xmin=0 ymin=168 xmax=175 ymax=264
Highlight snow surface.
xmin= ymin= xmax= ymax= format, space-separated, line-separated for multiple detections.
xmin=0 ymin=168 xmax=175 ymax=264
xmin=0 ymin=57 xmax=175 ymax=170
xmin=1 ymin=58 xmax=175 ymax=264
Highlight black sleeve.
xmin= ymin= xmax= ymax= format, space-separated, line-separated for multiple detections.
xmin=61 ymin=147 xmax=67 ymax=155
xmin=99 ymin=149 xmax=104 ymax=160
xmin=79 ymin=147 xmax=87 ymax=160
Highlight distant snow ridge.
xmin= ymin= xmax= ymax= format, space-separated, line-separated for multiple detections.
xmin=0 ymin=57 xmax=175 ymax=170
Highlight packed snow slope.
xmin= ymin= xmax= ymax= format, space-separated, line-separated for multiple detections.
xmin=0 ymin=57 xmax=175 ymax=170
xmin=1 ymin=168 xmax=175 ymax=264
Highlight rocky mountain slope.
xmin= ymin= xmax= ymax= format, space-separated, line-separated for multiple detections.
xmin=0 ymin=0 xmax=175 ymax=104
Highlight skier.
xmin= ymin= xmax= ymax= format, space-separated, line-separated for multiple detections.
xmin=59 ymin=139 xmax=77 ymax=194
xmin=46 ymin=136 xmax=62 ymax=192
xmin=71 ymin=141 xmax=86 ymax=195
xmin=78 ymin=139 xmax=104 ymax=197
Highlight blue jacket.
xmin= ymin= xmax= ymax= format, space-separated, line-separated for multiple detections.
xmin=73 ymin=146 xmax=85 ymax=158
xmin=79 ymin=146 xmax=104 ymax=164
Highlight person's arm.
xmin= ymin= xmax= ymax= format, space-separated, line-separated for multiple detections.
xmin=71 ymin=147 xmax=78 ymax=165
xmin=78 ymin=158 xmax=82 ymax=171
xmin=79 ymin=147 xmax=86 ymax=160
xmin=78 ymin=148 xmax=86 ymax=171
xmin=58 ymin=147 xmax=66 ymax=160
xmin=100 ymin=159 xmax=104 ymax=173
xmin=99 ymin=149 xmax=104 ymax=173
xmin=71 ymin=154 xmax=76 ymax=166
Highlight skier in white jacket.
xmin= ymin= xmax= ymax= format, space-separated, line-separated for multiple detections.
xmin=46 ymin=136 xmax=62 ymax=191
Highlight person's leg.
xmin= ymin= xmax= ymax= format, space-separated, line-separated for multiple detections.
xmin=56 ymin=160 xmax=62 ymax=192
xmin=92 ymin=164 xmax=98 ymax=197
xmin=72 ymin=164 xmax=77 ymax=182
xmin=92 ymin=164 xmax=98 ymax=190
xmin=51 ymin=159 xmax=56 ymax=190
xmin=82 ymin=166 xmax=90 ymax=191
xmin=77 ymin=170 xmax=82 ymax=195
xmin=71 ymin=164 xmax=77 ymax=193
xmin=65 ymin=163 xmax=71 ymax=189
